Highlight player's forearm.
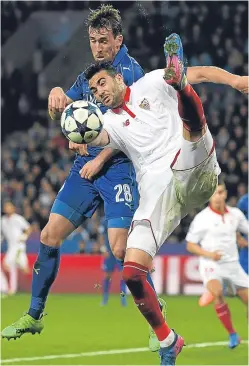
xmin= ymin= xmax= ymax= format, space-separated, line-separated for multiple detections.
xmin=186 ymin=241 xmax=213 ymax=259
xmin=88 ymin=129 xmax=110 ymax=147
xmin=94 ymin=148 xmax=119 ymax=165
xmin=187 ymin=66 xmax=239 ymax=87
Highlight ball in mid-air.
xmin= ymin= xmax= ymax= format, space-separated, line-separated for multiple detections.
xmin=61 ymin=101 xmax=103 ymax=144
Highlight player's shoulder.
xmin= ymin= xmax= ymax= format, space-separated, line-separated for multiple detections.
xmin=74 ymin=71 xmax=88 ymax=87
xmin=228 ymin=206 xmax=245 ymax=217
xmin=13 ymin=213 xmax=24 ymax=221
xmin=115 ymin=45 xmax=144 ymax=85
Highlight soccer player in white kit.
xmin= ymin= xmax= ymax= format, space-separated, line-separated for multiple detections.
xmin=186 ymin=183 xmax=248 ymax=349
xmin=83 ymin=33 xmax=221 ymax=365
xmin=1 ymin=202 xmax=32 ymax=295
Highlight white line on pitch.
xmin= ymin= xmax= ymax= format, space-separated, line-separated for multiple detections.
xmin=1 ymin=340 xmax=248 ymax=364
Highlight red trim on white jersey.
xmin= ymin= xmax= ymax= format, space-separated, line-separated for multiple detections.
xmin=209 ymin=205 xmax=229 ymax=216
xmin=112 ymin=87 xmax=136 ymax=118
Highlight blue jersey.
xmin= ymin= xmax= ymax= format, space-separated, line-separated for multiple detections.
xmin=238 ymin=194 xmax=248 ymax=219
xmin=52 ymin=45 xmax=143 ymax=228
xmin=237 ymin=194 xmax=248 ymax=273
xmin=66 ymin=44 xmax=144 ymax=159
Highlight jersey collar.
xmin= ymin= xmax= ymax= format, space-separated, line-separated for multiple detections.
xmin=209 ymin=205 xmax=229 ymax=215
xmin=112 ymin=44 xmax=128 ymax=67
xmin=112 ymin=87 xmax=132 ymax=115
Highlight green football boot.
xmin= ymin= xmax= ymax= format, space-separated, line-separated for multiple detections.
xmin=1 ymin=313 xmax=45 ymax=340
xmin=149 ymin=298 xmax=167 ymax=352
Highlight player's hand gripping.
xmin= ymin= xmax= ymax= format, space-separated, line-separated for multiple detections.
xmin=69 ymin=141 xmax=89 ymax=156
xmin=209 ymin=250 xmax=223 ymax=261
xmin=232 ymin=76 xmax=249 ymax=94
xmin=80 ymin=157 xmax=104 ymax=180
xmin=48 ymin=87 xmax=68 ymax=120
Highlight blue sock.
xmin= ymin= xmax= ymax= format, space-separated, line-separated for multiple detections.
xmin=102 ymin=277 xmax=111 ymax=305
xmin=120 ymin=279 xmax=127 ymax=306
xmin=146 ymin=271 xmax=156 ymax=291
xmin=28 ymin=243 xmax=60 ymax=320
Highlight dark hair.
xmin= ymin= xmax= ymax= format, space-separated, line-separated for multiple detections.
xmin=86 ymin=4 xmax=122 ymax=37
xmin=85 ymin=61 xmax=118 ymax=81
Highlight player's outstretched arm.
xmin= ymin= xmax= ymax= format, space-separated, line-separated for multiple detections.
xmin=48 ymin=87 xmax=73 ymax=120
xmin=80 ymin=148 xmax=120 ymax=180
xmin=187 ymin=66 xmax=248 ymax=94
xmin=186 ymin=241 xmax=222 ymax=261
xmin=88 ymin=129 xmax=110 ymax=147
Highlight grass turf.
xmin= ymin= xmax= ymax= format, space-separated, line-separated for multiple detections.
xmin=1 ymin=294 xmax=248 ymax=365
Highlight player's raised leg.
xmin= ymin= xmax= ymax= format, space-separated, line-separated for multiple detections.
xmin=164 ymin=33 xmax=218 ymax=208
xmin=123 ymin=226 xmax=184 ymax=366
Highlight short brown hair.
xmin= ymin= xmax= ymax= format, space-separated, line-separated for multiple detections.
xmin=87 ymin=4 xmax=122 ymax=37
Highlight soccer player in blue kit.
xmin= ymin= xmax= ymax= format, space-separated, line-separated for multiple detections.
xmin=2 ymin=4 xmax=248 ymax=347
xmin=1 ymin=5 xmax=164 ymax=343
xmin=238 ymin=194 xmax=248 ymax=274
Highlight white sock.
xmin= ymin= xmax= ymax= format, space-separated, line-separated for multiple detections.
xmin=9 ymin=266 xmax=18 ymax=294
xmin=173 ymin=127 xmax=213 ymax=170
xmin=0 ymin=270 xmax=9 ymax=293
xmin=160 ymin=329 xmax=175 ymax=348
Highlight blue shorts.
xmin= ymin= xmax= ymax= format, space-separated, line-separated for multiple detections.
xmin=51 ymin=155 xmax=139 ymax=228
xmin=102 ymin=253 xmax=123 ymax=273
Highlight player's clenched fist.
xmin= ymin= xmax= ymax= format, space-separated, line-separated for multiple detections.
xmin=48 ymin=87 xmax=70 ymax=120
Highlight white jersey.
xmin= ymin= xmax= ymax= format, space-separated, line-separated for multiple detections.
xmin=186 ymin=205 xmax=249 ymax=263
xmin=1 ymin=213 xmax=30 ymax=249
xmin=104 ymin=69 xmax=182 ymax=183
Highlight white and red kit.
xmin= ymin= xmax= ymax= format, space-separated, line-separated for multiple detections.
xmin=104 ymin=69 xmax=220 ymax=257
xmin=186 ymin=205 xmax=249 ymax=289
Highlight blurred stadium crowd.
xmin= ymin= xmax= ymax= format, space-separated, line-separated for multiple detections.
xmin=1 ymin=1 xmax=248 ymax=249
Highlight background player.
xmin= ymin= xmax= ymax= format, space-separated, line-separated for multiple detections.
xmin=199 ymin=191 xmax=248 ymax=307
xmin=186 ymin=183 xmax=248 ymax=349
xmin=1 ymin=202 xmax=32 ymax=296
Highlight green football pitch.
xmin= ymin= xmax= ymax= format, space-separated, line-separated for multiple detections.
xmin=1 ymin=294 xmax=248 ymax=365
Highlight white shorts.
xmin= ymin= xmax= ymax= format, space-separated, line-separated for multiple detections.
xmin=127 ymin=130 xmax=220 ymax=258
xmin=3 ymin=246 xmax=28 ymax=270
xmin=199 ymin=259 xmax=249 ymax=290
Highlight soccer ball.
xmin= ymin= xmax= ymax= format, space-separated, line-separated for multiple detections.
xmin=61 ymin=100 xmax=103 ymax=144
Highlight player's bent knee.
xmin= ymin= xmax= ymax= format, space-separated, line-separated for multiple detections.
xmin=40 ymin=213 xmax=76 ymax=247
xmin=40 ymin=224 xmax=63 ymax=247
xmin=111 ymin=247 xmax=125 ymax=261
